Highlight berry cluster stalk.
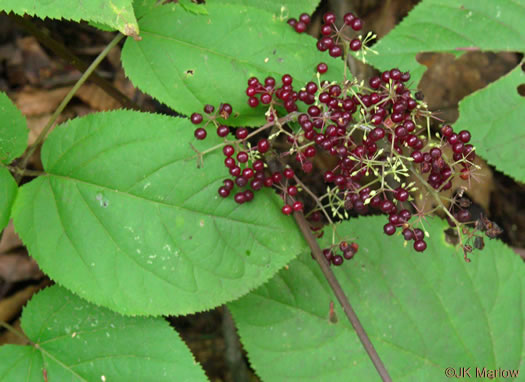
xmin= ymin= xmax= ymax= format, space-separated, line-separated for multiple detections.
xmin=293 ymin=210 xmax=392 ymax=382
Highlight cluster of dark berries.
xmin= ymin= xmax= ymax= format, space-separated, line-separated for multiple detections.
xmin=246 ymin=74 xmax=300 ymax=114
xmin=286 ymin=12 xmax=311 ymax=34
xmin=189 ymin=11 xmax=482 ymax=259
xmin=288 ymin=11 xmax=365 ymax=57
xmin=319 ymin=241 xmax=358 ymax=266
xmin=411 ymin=124 xmax=475 ymax=190
xmin=191 ymin=102 xmax=306 ymax=209
xmin=191 ymin=103 xmax=233 ymax=140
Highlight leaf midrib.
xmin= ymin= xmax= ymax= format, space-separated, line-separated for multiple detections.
xmin=43 ymin=173 xmax=283 ymax=231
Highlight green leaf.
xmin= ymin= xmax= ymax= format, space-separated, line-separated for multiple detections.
xmin=121 ymin=2 xmax=343 ymax=126
xmin=222 ymin=0 xmax=320 ymax=17
xmin=88 ymin=21 xmax=117 ymax=33
xmin=1 ymin=0 xmax=139 ymax=37
xmin=0 ymin=285 xmax=208 ymax=381
xmin=0 ymin=167 xmax=17 ymax=231
xmin=367 ymin=0 xmax=525 ymax=85
xmin=0 ymin=92 xmax=28 ymax=164
xmin=133 ymin=0 xmax=167 ymax=20
xmin=454 ymin=64 xmax=525 ymax=182
xmin=229 ymin=216 xmax=523 ymax=381
xmin=179 ymin=0 xmax=208 ymax=15
xmin=13 ymin=111 xmax=305 ymax=315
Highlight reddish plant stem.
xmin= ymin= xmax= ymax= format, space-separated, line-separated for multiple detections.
xmin=293 ymin=210 xmax=392 ymax=382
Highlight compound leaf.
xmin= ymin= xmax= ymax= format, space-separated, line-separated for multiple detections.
xmin=0 ymin=167 xmax=17 ymax=231
xmin=121 ymin=1 xmax=343 ymax=126
xmin=1 ymin=0 xmax=139 ymax=37
xmin=454 ymin=64 xmax=525 ymax=182
xmin=0 ymin=285 xmax=208 ymax=381
xmin=13 ymin=111 xmax=305 ymax=315
xmin=229 ymin=216 xmax=523 ymax=381
xmin=0 ymin=92 xmax=28 ymax=165
xmin=367 ymin=0 xmax=525 ymax=85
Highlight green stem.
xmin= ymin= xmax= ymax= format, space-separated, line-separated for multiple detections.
xmin=0 ymin=320 xmax=32 ymax=344
xmin=16 ymin=33 xmax=125 ymax=183
xmin=10 ymin=15 xmax=138 ymax=110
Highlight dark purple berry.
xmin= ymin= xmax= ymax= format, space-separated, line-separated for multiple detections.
xmin=351 ymin=18 xmax=363 ymax=31
xmin=223 ymin=145 xmax=234 ymax=157
xmin=234 ymin=192 xmax=246 ymax=204
xmin=244 ymin=190 xmax=254 ymax=202
xmin=395 ymin=187 xmax=409 ymax=202
xmin=306 ymin=82 xmax=318 ymax=94
xmin=253 ymin=159 xmax=264 ymax=172
xmin=430 ymin=147 xmax=442 ymax=159
xmin=194 ymin=128 xmax=206 ymax=140
xmin=390 ymin=68 xmax=402 ymax=81
xmin=282 ymin=74 xmax=293 ymax=85
xmin=332 ymin=255 xmax=344 ymax=266
xmin=401 ymin=72 xmax=411 ymax=82
xmin=321 ymin=24 xmax=332 ymax=36
xmin=343 ymin=12 xmax=355 ymax=25
xmin=384 ymin=223 xmax=396 ymax=235
xmin=350 ymin=39 xmax=362 ymax=51
xmin=452 ymin=142 xmax=465 ymax=154
xmin=295 ymin=21 xmax=307 ymax=33
xmin=369 ymin=76 xmax=381 ymax=89
xmin=243 ymin=168 xmax=254 ymax=179
xmin=229 ymin=166 xmax=241 ymax=177
xmin=329 ymin=46 xmax=342 ymax=57
xmin=235 ymin=176 xmax=248 ymax=188
xmin=219 ymin=103 xmax=232 ymax=117
xmin=317 ymin=63 xmax=328 ymax=74
xmin=414 ymin=240 xmax=427 ymax=252
xmin=224 ymin=157 xmax=235 ymax=168
xmin=284 ymin=168 xmax=295 ymax=179
xmin=459 ymin=130 xmax=471 ymax=143
xmin=413 ymin=228 xmax=424 ymax=241
xmin=323 ymin=249 xmax=333 ymax=261
xmin=457 ymin=209 xmax=471 ymax=222
xmin=191 ymin=113 xmax=203 ymax=124
xmin=323 ymin=12 xmax=336 ymax=24
xmin=260 ymin=93 xmax=272 ymax=104
xmin=265 ymin=77 xmax=276 ymax=88
xmin=299 ymin=13 xmax=311 ymax=25
xmin=236 ymin=151 xmax=249 ymax=163
xmin=282 ymin=204 xmax=293 ymax=215
xmin=380 ymin=200 xmax=394 ymax=213
xmin=441 ymin=125 xmax=453 ymax=137
xmin=217 ymin=125 xmax=229 ymax=137
xmin=293 ymin=201 xmax=304 ymax=211
xmin=402 ymin=229 xmax=414 ymax=241
xmin=218 ymin=186 xmax=230 ymax=198
xmin=236 ymin=128 xmax=249 ymax=140
xmin=257 ymin=139 xmax=270 ymax=153
xmin=399 ymin=209 xmax=411 ymax=221
xmin=287 ymin=185 xmax=298 ymax=196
